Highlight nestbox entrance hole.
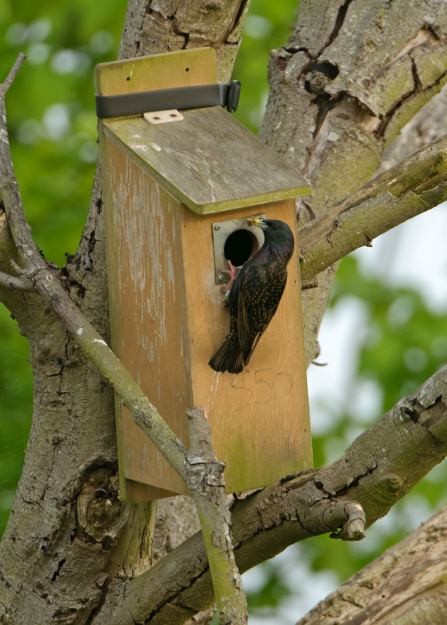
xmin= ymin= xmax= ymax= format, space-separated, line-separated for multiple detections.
xmin=211 ymin=214 xmax=265 ymax=285
xmin=224 ymin=228 xmax=258 ymax=267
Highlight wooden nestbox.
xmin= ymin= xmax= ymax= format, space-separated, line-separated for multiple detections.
xmin=96 ymin=48 xmax=313 ymax=503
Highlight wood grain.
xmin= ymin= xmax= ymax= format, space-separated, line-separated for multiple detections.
xmin=181 ymin=199 xmax=312 ymax=492
xmin=95 ymin=48 xmax=217 ymax=97
xmin=99 ymin=49 xmax=218 ymax=501
xmin=102 ymin=137 xmax=191 ymax=498
xmin=103 ymin=107 xmax=311 ymax=214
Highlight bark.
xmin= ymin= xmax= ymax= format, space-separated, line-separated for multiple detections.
xmin=379 ymin=82 xmax=447 ymax=173
xmin=93 ymin=365 xmax=447 ymax=624
xmin=297 ymin=503 xmax=447 ymax=625
xmin=260 ymin=0 xmax=447 ymax=363
xmin=119 ymin=0 xmax=249 ymax=82
xmin=1 ymin=1 xmax=447 ymax=625
xmin=185 ymin=407 xmax=247 ymax=625
xmin=299 ymin=134 xmax=447 ymax=284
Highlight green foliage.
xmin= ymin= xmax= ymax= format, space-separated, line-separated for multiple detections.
xmin=0 ymin=305 xmax=32 ymax=533
xmin=248 ymin=563 xmax=291 ymax=609
xmin=333 ymin=256 xmax=447 ymax=409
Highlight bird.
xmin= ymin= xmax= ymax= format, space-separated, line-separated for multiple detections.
xmin=209 ymin=217 xmax=295 ymax=373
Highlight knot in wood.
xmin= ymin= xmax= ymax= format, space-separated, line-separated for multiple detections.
xmin=327 ymin=501 xmax=366 ymax=541
xmin=76 ymin=469 xmax=128 ymax=546
xmin=378 ymin=473 xmax=404 ymax=493
xmin=394 ymin=398 xmax=418 ymax=423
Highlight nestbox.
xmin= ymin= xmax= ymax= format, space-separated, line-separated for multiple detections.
xmin=96 ymin=48 xmax=312 ymax=503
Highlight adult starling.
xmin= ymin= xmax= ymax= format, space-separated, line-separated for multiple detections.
xmin=209 ymin=217 xmax=295 ymax=373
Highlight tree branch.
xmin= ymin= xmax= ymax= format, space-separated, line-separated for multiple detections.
xmin=297 ymin=502 xmax=447 ymax=625
xmin=0 ymin=55 xmax=44 ymax=275
xmin=299 ymin=134 xmax=447 ymax=284
xmin=185 ymin=406 xmax=247 ymax=625
xmin=94 ymin=364 xmax=447 ymax=624
xmin=0 ymin=268 xmax=33 ymax=291
xmin=0 ymin=52 xmax=26 ymax=96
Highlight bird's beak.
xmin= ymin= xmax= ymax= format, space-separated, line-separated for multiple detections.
xmin=246 ymin=216 xmax=267 ymax=229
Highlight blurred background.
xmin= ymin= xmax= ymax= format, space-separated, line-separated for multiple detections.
xmin=1 ymin=1 xmax=447 ymax=623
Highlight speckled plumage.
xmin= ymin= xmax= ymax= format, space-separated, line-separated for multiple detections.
xmin=209 ymin=219 xmax=295 ymax=373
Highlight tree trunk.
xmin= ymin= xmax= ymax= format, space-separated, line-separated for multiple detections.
xmin=260 ymin=0 xmax=447 ymax=363
xmin=1 ymin=0 xmax=447 ymax=624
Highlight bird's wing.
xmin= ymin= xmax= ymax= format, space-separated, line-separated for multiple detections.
xmin=237 ymin=263 xmax=282 ymax=363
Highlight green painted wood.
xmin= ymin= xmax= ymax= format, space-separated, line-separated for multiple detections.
xmin=96 ymin=48 xmax=217 ymax=98
xmin=102 ymin=106 xmax=311 ymax=215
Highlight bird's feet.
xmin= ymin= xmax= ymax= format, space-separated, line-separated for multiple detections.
xmin=220 ymin=259 xmax=237 ymax=293
xmin=220 ymin=260 xmax=238 ymax=307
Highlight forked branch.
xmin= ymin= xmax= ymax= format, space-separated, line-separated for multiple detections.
xmin=299 ymin=135 xmax=447 ymax=284
xmin=186 ymin=406 xmax=247 ymax=624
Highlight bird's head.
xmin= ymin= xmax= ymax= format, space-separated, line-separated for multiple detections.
xmin=246 ymin=217 xmax=289 ymax=231
xmin=246 ymin=216 xmax=294 ymax=258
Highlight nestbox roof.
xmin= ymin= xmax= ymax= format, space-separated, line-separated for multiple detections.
xmin=102 ymin=107 xmax=310 ymax=214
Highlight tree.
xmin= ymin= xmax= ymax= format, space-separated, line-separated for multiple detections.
xmin=1 ymin=0 xmax=447 ymax=623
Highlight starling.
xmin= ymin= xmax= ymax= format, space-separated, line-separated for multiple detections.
xmin=209 ymin=217 xmax=295 ymax=373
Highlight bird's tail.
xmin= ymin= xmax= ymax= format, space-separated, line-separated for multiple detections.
xmin=208 ymin=336 xmax=244 ymax=373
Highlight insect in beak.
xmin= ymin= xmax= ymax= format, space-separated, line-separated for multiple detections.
xmin=246 ymin=216 xmax=267 ymax=229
